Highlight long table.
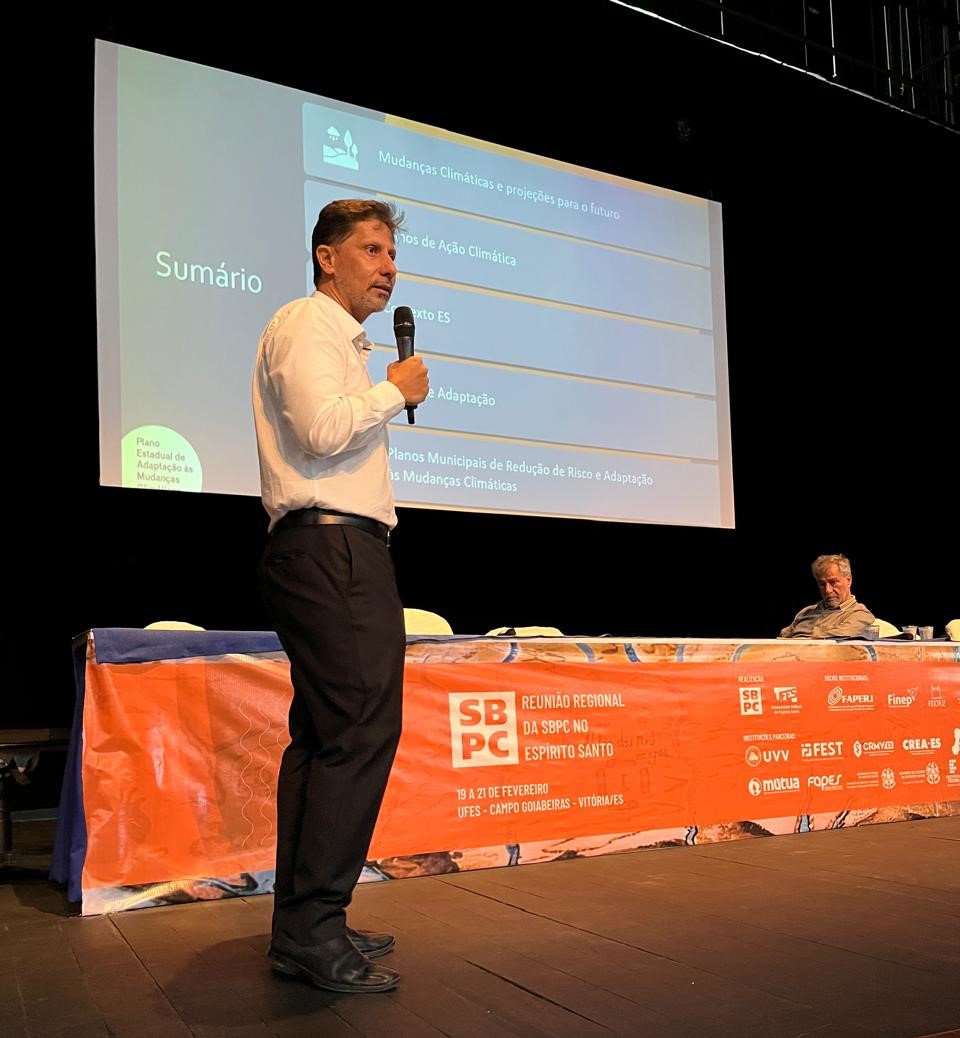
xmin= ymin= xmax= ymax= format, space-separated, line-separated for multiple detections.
xmin=51 ymin=629 xmax=960 ymax=915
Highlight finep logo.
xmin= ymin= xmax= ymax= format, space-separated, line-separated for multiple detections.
xmin=448 ymin=692 xmax=519 ymax=769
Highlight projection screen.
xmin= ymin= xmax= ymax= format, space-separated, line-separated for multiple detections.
xmin=95 ymin=40 xmax=734 ymax=528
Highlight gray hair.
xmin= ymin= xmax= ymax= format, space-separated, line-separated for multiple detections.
xmin=811 ymin=554 xmax=852 ymax=579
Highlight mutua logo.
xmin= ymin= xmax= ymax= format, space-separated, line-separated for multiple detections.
xmin=887 ymin=686 xmax=919 ymax=708
xmin=745 ymin=746 xmax=790 ymax=767
xmin=747 ymin=775 xmax=800 ymax=795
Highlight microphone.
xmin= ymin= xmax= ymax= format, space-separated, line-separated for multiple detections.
xmin=393 ymin=305 xmax=416 ymax=424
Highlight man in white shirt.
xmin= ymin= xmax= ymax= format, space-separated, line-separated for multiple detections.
xmin=253 ymin=199 xmax=429 ymax=994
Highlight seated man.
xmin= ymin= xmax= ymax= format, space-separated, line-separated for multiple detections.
xmin=779 ymin=553 xmax=876 ymax=639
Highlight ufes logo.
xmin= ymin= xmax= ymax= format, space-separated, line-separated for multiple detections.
xmin=449 ymin=692 xmax=520 ymax=769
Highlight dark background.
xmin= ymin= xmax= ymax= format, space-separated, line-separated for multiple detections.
xmin=13 ymin=4 xmax=958 ymax=737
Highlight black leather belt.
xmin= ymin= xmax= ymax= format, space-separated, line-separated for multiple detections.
xmin=273 ymin=508 xmax=391 ymax=545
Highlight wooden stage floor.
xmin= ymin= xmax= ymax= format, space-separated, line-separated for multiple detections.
xmin=3 ymin=815 xmax=959 ymax=1038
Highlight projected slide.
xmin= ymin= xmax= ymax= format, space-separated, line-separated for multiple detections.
xmin=95 ymin=41 xmax=733 ymax=528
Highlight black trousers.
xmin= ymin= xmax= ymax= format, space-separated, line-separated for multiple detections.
xmin=258 ymin=522 xmax=405 ymax=947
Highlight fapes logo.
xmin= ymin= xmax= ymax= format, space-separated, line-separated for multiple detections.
xmin=448 ymin=692 xmax=519 ymax=769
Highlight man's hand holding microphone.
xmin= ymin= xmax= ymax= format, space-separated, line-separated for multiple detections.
xmin=386 ymin=306 xmax=429 ymax=424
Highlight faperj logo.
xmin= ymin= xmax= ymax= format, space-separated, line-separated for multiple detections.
xmin=826 ymin=686 xmax=875 ymax=709
xmin=448 ymin=692 xmax=519 ymax=769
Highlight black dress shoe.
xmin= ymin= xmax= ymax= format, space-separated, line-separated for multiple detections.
xmin=268 ymin=934 xmax=400 ymax=993
xmin=346 ymin=926 xmax=396 ymax=958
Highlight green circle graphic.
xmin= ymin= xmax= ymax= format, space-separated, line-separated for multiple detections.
xmin=121 ymin=425 xmax=203 ymax=492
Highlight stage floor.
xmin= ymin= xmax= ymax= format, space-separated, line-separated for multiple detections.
xmin=3 ymin=816 xmax=959 ymax=1038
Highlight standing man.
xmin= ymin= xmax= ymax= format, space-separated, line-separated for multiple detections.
xmin=252 ymin=199 xmax=429 ymax=994
xmin=778 ymin=553 xmax=876 ymax=639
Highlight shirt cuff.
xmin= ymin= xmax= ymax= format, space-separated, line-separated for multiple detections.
xmin=371 ymin=379 xmax=407 ymax=419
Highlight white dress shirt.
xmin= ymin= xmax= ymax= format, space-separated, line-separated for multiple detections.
xmin=253 ymin=292 xmax=406 ymax=531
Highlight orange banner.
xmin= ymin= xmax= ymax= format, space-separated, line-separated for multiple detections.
xmin=373 ymin=657 xmax=958 ymax=856
xmin=76 ymin=636 xmax=959 ymax=913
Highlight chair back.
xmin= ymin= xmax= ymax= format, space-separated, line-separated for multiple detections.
xmin=403 ymin=608 xmax=453 ymax=635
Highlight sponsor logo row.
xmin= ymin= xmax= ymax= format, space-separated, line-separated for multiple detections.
xmin=747 ymin=760 xmax=944 ymax=795
xmin=738 ymin=683 xmax=949 ymax=715
xmin=744 ymin=736 xmax=948 ymax=766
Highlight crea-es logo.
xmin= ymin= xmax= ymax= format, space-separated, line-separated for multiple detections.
xmin=448 ymin=692 xmax=519 ymax=768
xmin=902 ymin=736 xmax=942 ymax=753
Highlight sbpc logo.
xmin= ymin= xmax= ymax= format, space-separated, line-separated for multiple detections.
xmin=449 ymin=692 xmax=520 ymax=769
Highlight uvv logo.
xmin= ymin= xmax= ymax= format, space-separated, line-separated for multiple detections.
xmin=448 ymin=692 xmax=520 ymax=769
